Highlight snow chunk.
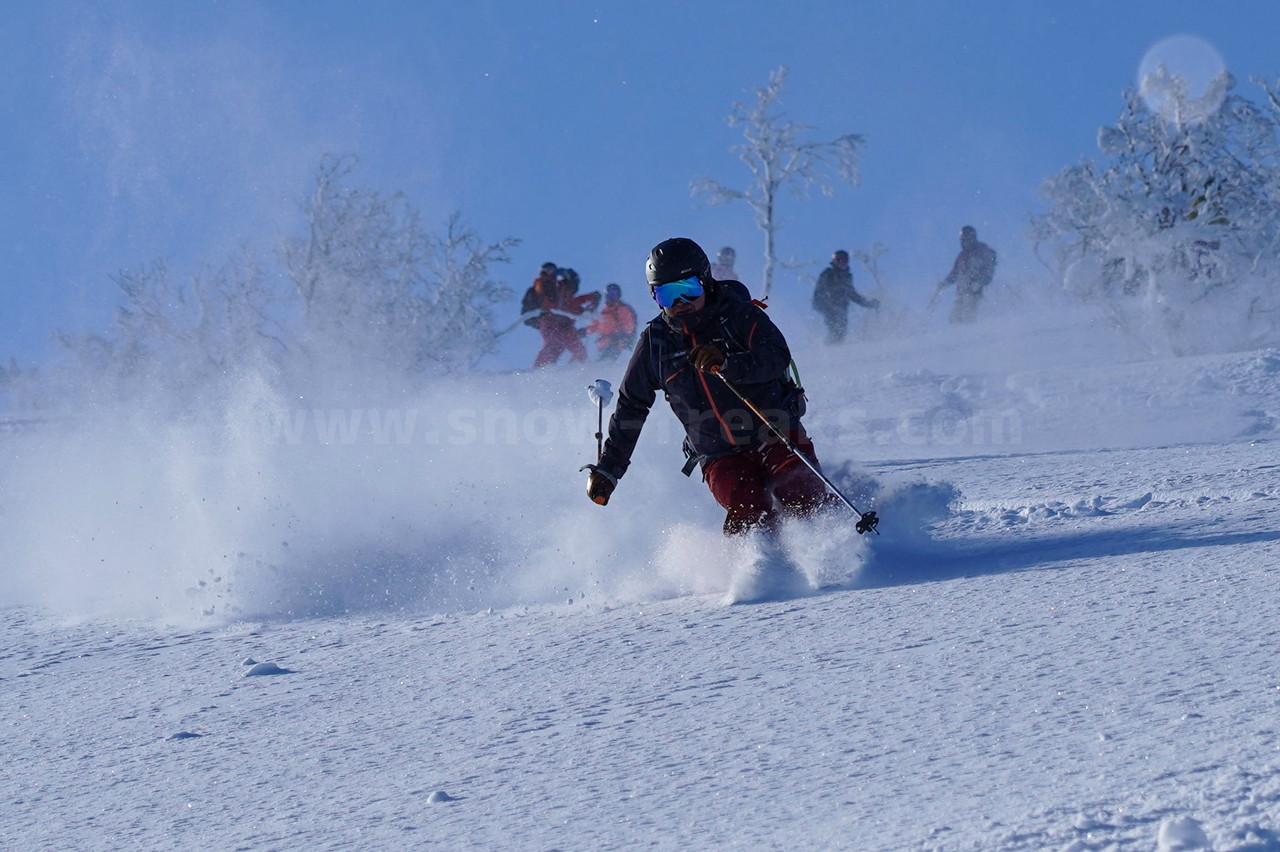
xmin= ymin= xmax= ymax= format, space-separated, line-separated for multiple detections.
xmin=1157 ymin=816 xmax=1211 ymax=851
xmin=427 ymin=790 xmax=456 ymax=803
xmin=1115 ymin=492 xmax=1154 ymax=510
xmin=242 ymin=661 xmax=292 ymax=677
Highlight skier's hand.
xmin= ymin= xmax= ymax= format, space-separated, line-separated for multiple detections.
xmin=689 ymin=343 xmax=725 ymax=373
xmin=586 ymin=469 xmax=617 ymax=506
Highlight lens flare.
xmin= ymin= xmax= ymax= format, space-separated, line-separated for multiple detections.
xmin=1137 ymin=35 xmax=1228 ymax=125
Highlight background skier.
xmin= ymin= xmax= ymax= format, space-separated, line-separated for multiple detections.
xmin=932 ymin=225 xmax=997 ymax=323
xmin=710 ymin=246 xmax=738 ymax=282
xmin=583 ymin=283 xmax=638 ymax=361
xmin=520 ymin=262 xmax=559 ymax=328
xmin=584 ymin=237 xmax=831 ymax=535
xmin=523 ymin=265 xmax=600 ymax=368
xmin=811 ymin=249 xmax=879 ymax=344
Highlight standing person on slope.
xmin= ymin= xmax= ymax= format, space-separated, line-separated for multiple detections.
xmin=812 ymin=249 xmax=879 ymax=344
xmin=584 ymin=237 xmax=831 ymax=535
xmin=521 ymin=261 xmax=559 ymax=327
xmin=710 ymin=246 xmax=738 ymax=282
xmin=524 ymin=266 xmax=600 ymax=368
xmin=932 ymin=225 xmax=997 ymax=324
xmin=583 ymin=283 xmax=638 ymax=361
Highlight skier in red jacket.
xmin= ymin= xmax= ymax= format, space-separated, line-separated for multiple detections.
xmin=523 ymin=266 xmax=600 ymax=368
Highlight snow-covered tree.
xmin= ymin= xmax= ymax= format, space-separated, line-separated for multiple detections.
xmin=283 ymin=155 xmax=516 ymax=377
xmin=693 ymin=67 xmax=864 ymax=299
xmin=283 ymin=154 xmax=431 ymax=376
xmin=45 ymin=154 xmax=519 ymax=410
xmin=852 ymin=243 xmax=887 ymax=290
xmin=48 ymin=250 xmax=282 ymax=410
xmin=419 ymin=213 xmax=517 ymax=372
xmin=192 ymin=248 xmax=289 ymax=376
xmin=1035 ymin=71 xmax=1280 ymax=353
xmin=0 ymin=357 xmax=39 ymax=413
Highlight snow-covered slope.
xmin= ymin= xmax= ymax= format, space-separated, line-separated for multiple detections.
xmin=4 ymin=298 xmax=1280 ymax=850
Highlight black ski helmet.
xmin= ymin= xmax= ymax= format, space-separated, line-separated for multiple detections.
xmin=646 ymin=237 xmax=711 ymax=288
xmin=560 ymin=267 xmax=581 ymax=294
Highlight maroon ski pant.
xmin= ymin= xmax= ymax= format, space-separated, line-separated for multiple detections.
xmin=703 ymin=429 xmax=832 ymax=535
xmin=533 ymin=318 xmax=587 ymax=368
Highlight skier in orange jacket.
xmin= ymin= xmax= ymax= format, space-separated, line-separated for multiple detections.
xmin=583 ymin=283 xmax=638 ymax=361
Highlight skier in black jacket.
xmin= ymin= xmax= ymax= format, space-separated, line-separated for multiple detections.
xmin=812 ymin=250 xmax=878 ymax=344
xmin=932 ymin=226 xmax=997 ymax=323
xmin=584 ymin=237 xmax=831 ymax=535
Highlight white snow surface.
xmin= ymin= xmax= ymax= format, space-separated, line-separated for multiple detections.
xmin=5 ymin=298 xmax=1280 ymax=850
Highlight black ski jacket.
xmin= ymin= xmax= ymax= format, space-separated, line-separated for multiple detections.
xmin=597 ymin=281 xmax=803 ymax=481
xmin=941 ymin=241 xmax=997 ymax=297
xmin=812 ymin=264 xmax=875 ymax=316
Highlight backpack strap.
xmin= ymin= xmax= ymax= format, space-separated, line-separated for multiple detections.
xmin=788 ymin=358 xmax=803 ymax=389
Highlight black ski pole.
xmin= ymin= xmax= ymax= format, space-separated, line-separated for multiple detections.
xmin=586 ymin=379 xmax=612 ymax=462
xmin=579 ymin=380 xmax=615 ymax=497
xmin=710 ymin=368 xmax=879 ymax=535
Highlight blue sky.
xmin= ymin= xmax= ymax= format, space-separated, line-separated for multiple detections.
xmin=3 ymin=0 xmax=1280 ymax=364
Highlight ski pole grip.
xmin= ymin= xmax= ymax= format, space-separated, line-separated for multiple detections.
xmin=587 ymin=379 xmax=613 ymax=407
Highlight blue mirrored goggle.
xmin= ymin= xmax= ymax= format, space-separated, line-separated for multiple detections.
xmin=651 ymin=276 xmax=704 ymax=308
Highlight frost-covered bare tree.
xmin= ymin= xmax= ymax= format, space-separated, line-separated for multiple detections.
xmin=0 ymin=357 xmax=41 ymax=413
xmin=40 ymin=154 xmax=518 ymax=412
xmin=420 ymin=213 xmax=517 ymax=371
xmin=50 ymin=251 xmax=283 ymax=409
xmin=283 ymin=154 xmax=428 ymax=375
xmin=283 ymin=155 xmax=516 ymax=378
xmin=191 ymin=248 xmax=289 ymax=375
xmin=1035 ymin=71 xmax=1280 ymax=354
xmin=852 ymin=243 xmax=888 ymax=290
xmin=693 ymin=66 xmax=864 ymax=299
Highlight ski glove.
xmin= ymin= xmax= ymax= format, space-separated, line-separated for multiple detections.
xmin=689 ymin=343 xmax=726 ymax=373
xmin=586 ymin=468 xmax=617 ymax=506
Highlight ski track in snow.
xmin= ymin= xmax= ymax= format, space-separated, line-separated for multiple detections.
xmin=6 ymin=310 xmax=1280 ymax=849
